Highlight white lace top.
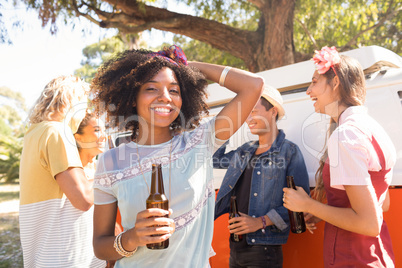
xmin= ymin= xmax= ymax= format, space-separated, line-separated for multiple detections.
xmin=94 ymin=118 xmax=223 ymax=268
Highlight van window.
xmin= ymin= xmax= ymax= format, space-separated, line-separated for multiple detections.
xmin=399 ymin=91 xmax=402 ymax=106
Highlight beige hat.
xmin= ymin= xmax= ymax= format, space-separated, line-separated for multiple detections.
xmin=261 ymin=85 xmax=285 ymax=120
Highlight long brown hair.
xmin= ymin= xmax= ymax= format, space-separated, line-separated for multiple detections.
xmin=313 ymin=55 xmax=366 ymax=202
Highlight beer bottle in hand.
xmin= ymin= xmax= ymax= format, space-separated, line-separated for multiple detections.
xmin=229 ymin=196 xmax=243 ymax=242
xmin=146 ymin=164 xmax=169 ymax=249
xmin=105 ymin=119 xmax=115 ymax=149
xmin=286 ymin=176 xmax=306 ymax=234
xmin=107 ymin=134 xmax=115 ymax=149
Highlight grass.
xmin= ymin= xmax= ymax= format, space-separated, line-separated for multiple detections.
xmin=0 ymin=213 xmax=23 ymax=268
xmin=0 ymin=183 xmax=19 ymax=202
xmin=0 ymin=192 xmax=19 ymax=203
xmin=0 ymin=182 xmax=23 ymax=268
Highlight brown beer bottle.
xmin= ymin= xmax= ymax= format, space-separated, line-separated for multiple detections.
xmin=105 ymin=118 xmax=115 ymax=149
xmin=146 ymin=164 xmax=169 ymax=249
xmin=286 ymin=176 xmax=306 ymax=234
xmin=107 ymin=134 xmax=115 ymax=149
xmin=229 ymin=196 xmax=243 ymax=242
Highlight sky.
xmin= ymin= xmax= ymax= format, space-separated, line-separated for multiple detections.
xmin=0 ymin=2 xmax=173 ymax=110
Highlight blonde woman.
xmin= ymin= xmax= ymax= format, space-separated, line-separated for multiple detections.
xmin=19 ymin=75 xmax=104 ymax=268
xmin=283 ymin=47 xmax=396 ymax=267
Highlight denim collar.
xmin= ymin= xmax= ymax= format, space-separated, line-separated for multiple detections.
xmin=242 ymin=129 xmax=286 ymax=156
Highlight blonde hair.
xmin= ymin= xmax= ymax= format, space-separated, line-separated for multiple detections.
xmin=28 ymin=75 xmax=89 ymax=124
xmin=314 ymin=55 xmax=366 ymax=202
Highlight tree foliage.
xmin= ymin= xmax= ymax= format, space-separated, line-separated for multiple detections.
xmin=0 ymin=87 xmax=27 ymax=114
xmin=0 ymin=135 xmax=23 ymax=183
xmin=171 ymin=36 xmax=247 ymax=69
xmin=75 ymin=33 xmax=146 ymax=81
xmin=13 ymin=0 xmax=402 ymax=72
xmin=294 ymin=0 xmax=402 ymax=57
xmin=0 ymin=86 xmax=27 ymax=183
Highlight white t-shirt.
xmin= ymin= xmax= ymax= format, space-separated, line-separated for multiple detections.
xmin=94 ymin=118 xmax=223 ymax=268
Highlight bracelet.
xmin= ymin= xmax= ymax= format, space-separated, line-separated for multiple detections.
xmin=113 ymin=231 xmax=137 ymax=258
xmin=219 ymin=66 xmax=232 ymax=86
xmin=261 ymin=216 xmax=267 ymax=234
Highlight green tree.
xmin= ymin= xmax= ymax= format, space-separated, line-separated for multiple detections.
xmin=17 ymin=0 xmax=400 ymax=72
xmin=0 ymin=87 xmax=27 ymax=133
xmin=0 ymin=135 xmax=23 ymax=183
xmin=0 ymin=87 xmax=27 ymax=113
xmin=0 ymin=86 xmax=27 ymax=183
xmin=75 ymin=33 xmax=147 ymax=82
xmin=294 ymin=0 xmax=402 ymax=59
xmin=170 ymin=37 xmax=247 ymax=69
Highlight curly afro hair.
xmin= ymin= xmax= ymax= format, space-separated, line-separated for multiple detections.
xmin=90 ymin=48 xmax=209 ymax=140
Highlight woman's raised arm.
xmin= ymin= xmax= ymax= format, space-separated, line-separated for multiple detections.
xmin=188 ymin=62 xmax=264 ymax=141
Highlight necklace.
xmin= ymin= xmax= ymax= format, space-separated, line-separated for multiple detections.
xmin=135 ymin=137 xmax=174 ymax=202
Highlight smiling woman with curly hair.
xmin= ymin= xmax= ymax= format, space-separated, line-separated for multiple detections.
xmin=91 ymin=48 xmax=209 ymax=139
xmin=90 ymin=45 xmax=264 ymax=268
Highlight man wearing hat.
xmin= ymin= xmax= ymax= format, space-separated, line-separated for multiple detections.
xmin=213 ymin=85 xmax=310 ymax=268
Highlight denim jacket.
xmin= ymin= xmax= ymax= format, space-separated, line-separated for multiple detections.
xmin=214 ymin=129 xmax=310 ymax=245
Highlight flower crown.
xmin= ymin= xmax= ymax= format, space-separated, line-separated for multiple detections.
xmin=313 ymin=46 xmax=340 ymax=74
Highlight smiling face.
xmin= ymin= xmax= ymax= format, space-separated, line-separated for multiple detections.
xmin=75 ymin=116 xmax=106 ymax=155
xmin=306 ymin=70 xmax=340 ymax=116
xmin=246 ymin=99 xmax=276 ymax=136
xmin=135 ymin=67 xmax=182 ymax=135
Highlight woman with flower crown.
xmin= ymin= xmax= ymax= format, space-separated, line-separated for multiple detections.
xmin=90 ymin=45 xmax=264 ymax=267
xmin=283 ymin=46 xmax=396 ymax=267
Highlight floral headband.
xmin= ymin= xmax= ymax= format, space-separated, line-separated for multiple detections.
xmin=313 ymin=46 xmax=340 ymax=74
xmin=149 ymin=45 xmax=188 ymax=66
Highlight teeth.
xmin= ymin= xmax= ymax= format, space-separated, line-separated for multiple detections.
xmin=154 ymin=107 xmax=170 ymax=113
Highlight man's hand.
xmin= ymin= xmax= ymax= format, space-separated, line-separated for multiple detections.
xmin=228 ymin=212 xmax=265 ymax=235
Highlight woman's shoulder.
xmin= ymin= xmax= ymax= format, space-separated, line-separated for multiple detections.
xmin=336 ymin=123 xmax=366 ymax=138
xmin=179 ymin=117 xmax=213 ymax=137
xmin=99 ymin=146 xmax=122 ymax=163
xmin=32 ymin=121 xmax=75 ymax=145
xmin=337 ymin=107 xmax=377 ymax=139
xmin=30 ymin=121 xmax=61 ymax=132
xmin=178 ymin=117 xmax=216 ymax=149
xmin=332 ymin=114 xmax=389 ymax=151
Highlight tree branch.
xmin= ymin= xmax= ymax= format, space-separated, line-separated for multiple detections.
xmin=295 ymin=17 xmax=318 ymax=50
xmin=71 ymin=0 xmax=101 ymax=26
xmin=342 ymin=0 xmax=400 ymax=50
xmin=247 ymin=0 xmax=265 ymax=9
xmin=87 ymin=0 xmax=261 ymax=59
xmin=71 ymin=0 xmax=138 ymax=31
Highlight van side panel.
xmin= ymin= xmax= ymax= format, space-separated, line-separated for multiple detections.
xmin=211 ymin=187 xmax=402 ymax=267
